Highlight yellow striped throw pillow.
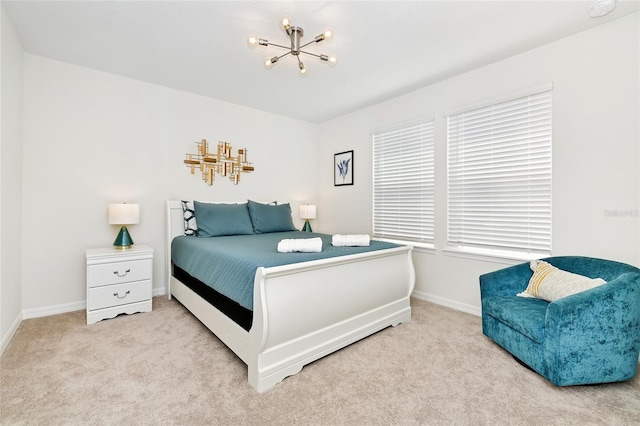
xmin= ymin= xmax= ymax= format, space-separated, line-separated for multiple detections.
xmin=519 ymin=260 xmax=606 ymax=302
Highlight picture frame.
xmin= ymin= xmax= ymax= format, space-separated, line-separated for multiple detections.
xmin=334 ymin=150 xmax=354 ymax=186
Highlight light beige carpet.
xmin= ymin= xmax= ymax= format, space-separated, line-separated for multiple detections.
xmin=1 ymin=297 xmax=639 ymax=425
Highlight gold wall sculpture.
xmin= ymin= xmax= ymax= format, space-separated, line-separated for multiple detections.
xmin=184 ymin=139 xmax=255 ymax=185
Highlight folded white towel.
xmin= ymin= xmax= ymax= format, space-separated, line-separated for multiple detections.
xmin=277 ymin=237 xmax=323 ymax=253
xmin=331 ymin=234 xmax=371 ymax=247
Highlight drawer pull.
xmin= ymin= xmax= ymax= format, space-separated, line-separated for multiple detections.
xmin=113 ymin=290 xmax=131 ymax=299
xmin=113 ymin=269 xmax=131 ymax=277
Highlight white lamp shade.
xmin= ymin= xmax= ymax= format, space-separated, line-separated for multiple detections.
xmin=108 ymin=203 xmax=140 ymax=225
xmin=299 ymin=204 xmax=317 ymax=220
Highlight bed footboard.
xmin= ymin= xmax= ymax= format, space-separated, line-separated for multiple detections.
xmin=248 ymin=245 xmax=415 ymax=392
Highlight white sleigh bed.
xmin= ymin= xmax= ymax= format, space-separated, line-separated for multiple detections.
xmin=165 ymin=200 xmax=415 ymax=392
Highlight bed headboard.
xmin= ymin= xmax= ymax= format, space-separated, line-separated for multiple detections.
xmin=166 ymin=200 xmax=184 ymax=297
xmin=166 ymin=200 xmax=186 ymax=242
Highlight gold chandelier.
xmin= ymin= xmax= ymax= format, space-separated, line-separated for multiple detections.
xmin=184 ymin=139 xmax=254 ymax=185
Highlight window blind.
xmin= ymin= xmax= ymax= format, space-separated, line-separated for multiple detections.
xmin=373 ymin=119 xmax=435 ymax=243
xmin=447 ymin=89 xmax=552 ymax=255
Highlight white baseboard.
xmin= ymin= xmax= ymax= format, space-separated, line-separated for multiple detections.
xmin=153 ymin=286 xmax=166 ymax=297
xmin=22 ymin=300 xmax=85 ymax=320
xmin=411 ymin=290 xmax=482 ymax=317
xmin=1 ymin=312 xmax=23 ymax=356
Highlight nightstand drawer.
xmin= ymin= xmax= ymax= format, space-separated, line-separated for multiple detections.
xmin=87 ymin=280 xmax=151 ymax=311
xmin=87 ymin=259 xmax=152 ymax=287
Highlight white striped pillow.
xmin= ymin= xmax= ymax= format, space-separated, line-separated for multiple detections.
xmin=518 ymin=260 xmax=606 ymax=302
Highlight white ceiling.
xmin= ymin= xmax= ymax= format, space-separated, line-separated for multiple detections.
xmin=3 ymin=1 xmax=639 ymax=123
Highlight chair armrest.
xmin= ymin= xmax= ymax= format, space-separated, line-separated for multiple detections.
xmin=544 ymin=272 xmax=640 ymax=384
xmin=546 ymin=272 xmax=640 ymax=334
xmin=479 ymin=262 xmax=533 ymax=299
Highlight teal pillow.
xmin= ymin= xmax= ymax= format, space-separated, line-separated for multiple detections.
xmin=247 ymin=200 xmax=297 ymax=234
xmin=194 ymin=201 xmax=253 ymax=237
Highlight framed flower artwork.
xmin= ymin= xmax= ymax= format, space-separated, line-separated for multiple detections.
xmin=334 ymin=150 xmax=354 ymax=186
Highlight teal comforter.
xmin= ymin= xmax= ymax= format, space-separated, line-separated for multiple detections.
xmin=171 ymin=231 xmax=400 ymax=311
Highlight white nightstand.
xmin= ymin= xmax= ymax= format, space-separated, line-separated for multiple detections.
xmin=86 ymin=245 xmax=154 ymax=324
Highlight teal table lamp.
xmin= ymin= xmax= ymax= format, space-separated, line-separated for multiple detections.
xmin=108 ymin=203 xmax=140 ymax=249
xmin=299 ymin=204 xmax=316 ymax=232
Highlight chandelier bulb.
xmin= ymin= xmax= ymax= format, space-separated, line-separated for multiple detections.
xmin=265 ymin=56 xmax=280 ymax=68
xmin=298 ymin=62 xmax=306 ymax=74
xmin=323 ymin=29 xmax=333 ymax=41
xmin=280 ymin=16 xmax=291 ymax=30
xmin=328 ymin=56 xmax=337 ymax=66
xmin=247 ymin=35 xmax=258 ymax=47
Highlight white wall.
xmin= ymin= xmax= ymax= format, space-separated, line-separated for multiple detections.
xmin=10 ymin=11 xmax=640 ymax=324
xmin=317 ymin=13 xmax=640 ymax=314
xmin=0 ymin=5 xmax=24 ymax=352
xmin=21 ymin=55 xmax=319 ymax=314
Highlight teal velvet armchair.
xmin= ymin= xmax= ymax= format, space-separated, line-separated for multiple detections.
xmin=480 ymin=256 xmax=640 ymax=386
